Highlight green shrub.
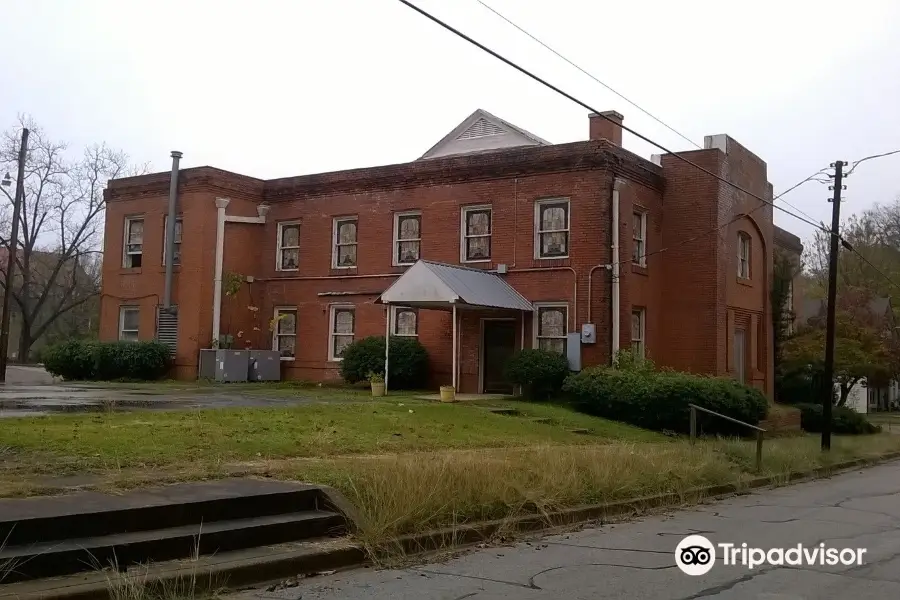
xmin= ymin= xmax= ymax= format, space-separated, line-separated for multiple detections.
xmin=42 ymin=340 xmax=171 ymax=381
xmin=776 ymin=363 xmax=837 ymax=405
xmin=340 ymin=336 xmax=429 ymax=390
xmin=41 ymin=340 xmax=95 ymax=380
xmin=504 ymin=349 xmax=570 ymax=400
xmin=794 ymin=403 xmax=881 ymax=434
xmin=563 ymin=367 xmax=768 ymax=435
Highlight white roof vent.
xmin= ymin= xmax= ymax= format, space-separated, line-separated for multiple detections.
xmin=457 ymin=118 xmax=505 ymax=140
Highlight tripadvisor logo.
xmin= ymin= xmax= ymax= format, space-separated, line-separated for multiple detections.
xmin=674 ymin=535 xmax=867 ymax=575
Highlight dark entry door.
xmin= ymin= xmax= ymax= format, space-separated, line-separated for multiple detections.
xmin=482 ymin=320 xmax=517 ymax=394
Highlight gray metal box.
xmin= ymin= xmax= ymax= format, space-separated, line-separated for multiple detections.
xmin=249 ymin=350 xmax=282 ymax=382
xmin=566 ymin=332 xmax=582 ymax=371
xmin=215 ymin=349 xmax=250 ymax=383
xmin=198 ymin=349 xmax=217 ymax=380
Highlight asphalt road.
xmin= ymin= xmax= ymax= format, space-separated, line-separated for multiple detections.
xmin=244 ymin=460 xmax=900 ymax=600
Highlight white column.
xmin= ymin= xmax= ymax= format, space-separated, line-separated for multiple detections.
xmin=211 ymin=197 xmax=231 ymax=347
xmin=384 ymin=306 xmax=391 ymax=393
xmin=451 ymin=303 xmax=458 ymax=391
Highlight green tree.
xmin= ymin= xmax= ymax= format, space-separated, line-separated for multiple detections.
xmin=782 ymin=288 xmax=900 ymax=406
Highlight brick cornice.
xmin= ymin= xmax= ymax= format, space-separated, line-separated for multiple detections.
xmin=105 ymin=141 xmax=664 ymax=203
xmin=264 ymin=141 xmax=664 ymax=201
xmin=106 ymin=167 xmax=265 ymax=202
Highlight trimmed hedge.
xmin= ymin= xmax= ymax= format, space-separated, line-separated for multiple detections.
xmin=563 ymin=367 xmax=768 ymax=435
xmin=504 ymin=349 xmax=570 ymax=400
xmin=794 ymin=403 xmax=881 ymax=434
xmin=42 ymin=340 xmax=171 ymax=381
xmin=340 ymin=335 xmax=429 ymax=390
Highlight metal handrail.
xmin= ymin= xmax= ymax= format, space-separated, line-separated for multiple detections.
xmin=688 ymin=403 xmax=767 ymax=473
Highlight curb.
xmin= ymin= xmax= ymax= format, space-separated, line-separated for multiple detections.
xmin=5 ymin=451 xmax=900 ymax=600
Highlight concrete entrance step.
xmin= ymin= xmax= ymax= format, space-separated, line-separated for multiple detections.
xmin=0 ymin=479 xmax=324 ymax=546
xmin=0 ymin=510 xmax=345 ymax=582
xmin=0 ymin=479 xmax=351 ymax=583
xmin=0 ymin=537 xmax=364 ymax=600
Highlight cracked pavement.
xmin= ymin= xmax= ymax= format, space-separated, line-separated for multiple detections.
xmin=236 ymin=459 xmax=900 ymax=599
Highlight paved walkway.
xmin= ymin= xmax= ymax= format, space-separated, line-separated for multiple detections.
xmin=239 ymin=460 xmax=900 ymax=599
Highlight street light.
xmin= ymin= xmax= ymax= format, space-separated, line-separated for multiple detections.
xmin=1 ymin=173 xmax=10 ymax=187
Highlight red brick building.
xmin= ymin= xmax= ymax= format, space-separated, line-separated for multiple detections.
xmin=101 ymin=109 xmax=790 ymax=398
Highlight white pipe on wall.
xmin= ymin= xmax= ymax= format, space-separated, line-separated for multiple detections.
xmin=384 ymin=306 xmax=391 ymax=392
xmin=611 ymin=178 xmax=625 ymax=362
xmin=451 ymin=302 xmax=458 ymax=390
xmin=212 ymin=197 xmax=231 ymax=347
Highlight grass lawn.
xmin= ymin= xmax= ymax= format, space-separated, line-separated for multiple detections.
xmin=0 ymin=398 xmax=663 ymax=485
xmin=2 ymin=395 xmax=898 ymax=559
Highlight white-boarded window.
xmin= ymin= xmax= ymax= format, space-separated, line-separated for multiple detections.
xmin=393 ymin=212 xmax=421 ymax=266
xmin=123 ymin=217 xmax=144 ymax=268
xmin=333 ymin=217 xmax=358 ymax=268
xmin=631 ymin=308 xmax=645 ymax=359
xmin=273 ymin=307 xmax=297 ymax=359
xmin=535 ymin=199 xmax=570 ymax=259
xmin=162 ymin=216 xmax=183 ymax=266
xmin=534 ymin=303 xmax=568 ymax=355
xmin=461 ymin=205 xmax=492 ymax=262
xmin=277 ymin=222 xmax=300 ymax=271
xmin=392 ymin=306 xmax=418 ymax=336
xmin=738 ymin=233 xmax=751 ymax=279
xmin=329 ymin=305 xmax=355 ymax=361
xmin=119 ymin=306 xmax=140 ymax=341
xmin=632 ymin=212 xmax=646 ymax=266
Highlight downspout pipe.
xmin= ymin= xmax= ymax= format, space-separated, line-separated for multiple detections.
xmin=611 ymin=177 xmax=625 ymax=363
xmin=163 ymin=151 xmax=182 ymax=311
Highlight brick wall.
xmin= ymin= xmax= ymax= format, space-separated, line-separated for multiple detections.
xmin=100 ymin=122 xmax=778 ymax=397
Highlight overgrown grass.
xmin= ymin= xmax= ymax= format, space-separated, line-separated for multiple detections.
xmin=310 ymin=434 xmax=900 ymax=557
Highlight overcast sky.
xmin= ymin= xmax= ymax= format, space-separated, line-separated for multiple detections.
xmin=2 ymin=0 xmax=898 ymax=243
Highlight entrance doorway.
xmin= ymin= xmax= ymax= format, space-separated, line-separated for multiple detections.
xmin=482 ymin=319 xmax=517 ymax=394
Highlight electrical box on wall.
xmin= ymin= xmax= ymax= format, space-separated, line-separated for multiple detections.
xmin=581 ymin=323 xmax=596 ymax=344
xmin=566 ymin=333 xmax=582 ymax=371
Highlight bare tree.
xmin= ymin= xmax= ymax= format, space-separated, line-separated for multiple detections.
xmin=0 ymin=116 xmax=143 ymax=359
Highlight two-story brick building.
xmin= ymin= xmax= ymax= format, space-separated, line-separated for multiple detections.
xmin=100 ymin=108 xmax=793 ymax=398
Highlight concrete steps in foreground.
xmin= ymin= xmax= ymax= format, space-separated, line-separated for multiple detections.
xmin=0 ymin=479 xmax=351 ymax=585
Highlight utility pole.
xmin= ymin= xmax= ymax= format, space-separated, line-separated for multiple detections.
xmin=822 ymin=160 xmax=845 ymax=450
xmin=0 ymin=128 xmax=29 ymax=382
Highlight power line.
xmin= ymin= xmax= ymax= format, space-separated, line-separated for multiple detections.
xmin=398 ymin=0 xmax=831 ymax=236
xmin=472 ymin=0 xmax=828 ymax=231
xmin=846 ymin=149 xmax=900 ymax=177
xmin=615 ymin=167 xmax=829 ymax=272
xmin=473 ymin=0 xmax=701 ymax=150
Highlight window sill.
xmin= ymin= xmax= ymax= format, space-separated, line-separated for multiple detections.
xmin=275 ymin=269 xmax=300 ymax=274
xmin=279 ymin=356 xmax=295 ymax=362
xmin=535 ymin=255 xmax=570 ymax=261
xmin=737 ymin=277 xmax=753 ymax=287
xmin=327 ymin=358 xmax=345 ymax=363
xmin=119 ymin=268 xmax=142 ymax=275
xmin=462 ymin=258 xmax=492 ymax=265
xmin=631 ymin=264 xmax=648 ymax=276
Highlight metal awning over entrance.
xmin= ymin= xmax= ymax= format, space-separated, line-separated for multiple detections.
xmin=378 ymin=260 xmax=533 ymax=392
xmin=379 ymin=260 xmax=534 ymax=312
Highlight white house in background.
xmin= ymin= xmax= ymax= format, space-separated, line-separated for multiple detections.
xmin=841 ymin=381 xmax=869 ymax=414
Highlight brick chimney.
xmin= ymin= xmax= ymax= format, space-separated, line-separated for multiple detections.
xmin=589 ymin=111 xmax=624 ymax=146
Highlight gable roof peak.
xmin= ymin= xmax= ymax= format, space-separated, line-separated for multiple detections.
xmin=420 ymin=108 xmax=551 ymax=160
